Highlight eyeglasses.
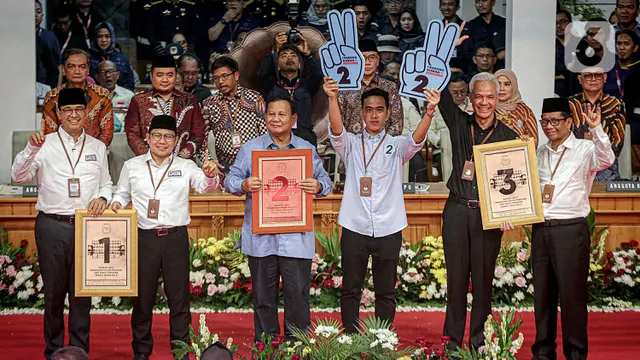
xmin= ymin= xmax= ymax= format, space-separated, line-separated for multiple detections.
xmin=540 ymin=118 xmax=567 ymax=127
xmin=59 ymin=107 xmax=86 ymax=116
xmin=213 ymin=72 xmax=235 ymax=83
xmin=452 ymin=90 xmax=468 ymax=97
xmin=364 ymin=54 xmax=379 ymax=62
xmin=96 ymin=69 xmax=117 ymax=75
xmin=181 ymin=71 xmax=199 ymax=77
xmin=581 ymin=73 xmax=605 ymax=81
xmin=150 ymin=133 xmax=176 ymax=142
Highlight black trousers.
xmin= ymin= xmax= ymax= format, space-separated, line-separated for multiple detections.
xmin=131 ymin=227 xmax=191 ymax=356
xmin=35 ymin=213 xmax=91 ymax=359
xmin=248 ymin=255 xmax=311 ymax=342
xmin=441 ymin=198 xmax=502 ymax=351
xmin=340 ymin=227 xmax=402 ymax=334
xmin=531 ymin=218 xmax=589 ymax=360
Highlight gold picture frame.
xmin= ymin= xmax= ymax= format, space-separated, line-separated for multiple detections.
xmin=75 ymin=209 xmax=138 ymax=297
xmin=473 ymin=139 xmax=544 ymax=230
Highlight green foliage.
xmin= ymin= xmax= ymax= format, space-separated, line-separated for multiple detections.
xmin=315 ymin=228 xmax=341 ymax=265
xmin=450 ymin=312 xmax=524 ymax=360
xmin=558 ymin=0 xmax=606 ymax=20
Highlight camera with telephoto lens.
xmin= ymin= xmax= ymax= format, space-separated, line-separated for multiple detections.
xmin=287 ymin=0 xmax=302 ymax=46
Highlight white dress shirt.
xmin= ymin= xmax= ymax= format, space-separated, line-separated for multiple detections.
xmin=112 ymin=152 xmax=219 ymax=229
xmin=111 ymin=85 xmax=134 ymax=133
xmin=11 ymin=128 xmax=113 ymax=215
xmin=537 ymin=124 xmax=615 ymax=220
xmin=329 ymin=126 xmax=425 ymax=237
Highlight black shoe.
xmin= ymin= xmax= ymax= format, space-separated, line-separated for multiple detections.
xmin=133 ymin=354 xmax=149 ymax=360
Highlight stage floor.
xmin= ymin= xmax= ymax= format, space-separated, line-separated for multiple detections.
xmin=1 ymin=311 xmax=639 ymax=359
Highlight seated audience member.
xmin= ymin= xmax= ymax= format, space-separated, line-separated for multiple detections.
xmin=613 ymin=0 xmax=640 ymax=38
xmin=466 ymin=0 xmax=506 ymax=68
xmin=172 ymin=33 xmax=191 ymax=54
xmin=95 ymin=60 xmax=134 ymax=133
xmin=378 ymin=35 xmax=403 ymax=72
xmin=300 ymin=0 xmax=331 ymax=40
xmin=258 ymin=33 xmax=323 ymax=146
xmin=201 ymin=56 xmax=267 ymax=171
xmin=352 ymin=0 xmax=381 ymax=42
xmin=51 ymin=346 xmax=90 ymax=360
xmin=125 ymin=55 xmax=206 ymax=161
xmin=569 ymin=67 xmax=626 ymax=181
xmin=605 ymin=29 xmax=640 ymax=99
xmin=378 ymin=0 xmax=404 ymax=36
xmin=470 ymin=43 xmax=498 ymax=76
xmin=494 ymin=69 xmax=539 ymax=146
xmin=89 ymin=22 xmax=135 ymax=91
xmin=398 ymin=8 xmax=426 ymax=53
xmin=624 ymin=61 xmax=640 ymax=176
xmin=205 ymin=0 xmax=259 ymax=55
xmin=429 ymin=72 xmax=473 ymax=183
xmin=225 ymin=96 xmax=331 ymax=342
xmin=179 ymin=54 xmax=212 ymax=104
xmin=42 ymin=49 xmax=113 ymax=147
xmin=339 ymin=39 xmax=404 ymax=136
xmin=53 ymin=8 xmax=88 ymax=53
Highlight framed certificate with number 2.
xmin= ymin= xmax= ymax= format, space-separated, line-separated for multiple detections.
xmin=251 ymin=149 xmax=314 ymax=234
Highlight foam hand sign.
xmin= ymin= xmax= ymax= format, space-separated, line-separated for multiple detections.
xmin=399 ymin=20 xmax=460 ymax=101
xmin=319 ymin=9 xmax=365 ymax=91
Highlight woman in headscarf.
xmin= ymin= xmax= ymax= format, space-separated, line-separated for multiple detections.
xmin=494 ymin=69 xmax=539 ymax=146
xmin=89 ymin=22 xmax=135 ymax=91
xmin=398 ymin=8 xmax=425 ymax=53
xmin=300 ymin=0 xmax=331 ymax=40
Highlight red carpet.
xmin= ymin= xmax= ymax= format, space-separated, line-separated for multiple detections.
xmin=1 ymin=311 xmax=639 ymax=359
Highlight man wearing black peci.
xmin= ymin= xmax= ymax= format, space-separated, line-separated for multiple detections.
xmin=432 ymin=72 xmax=518 ymax=352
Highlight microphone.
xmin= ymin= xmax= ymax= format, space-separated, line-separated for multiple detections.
xmin=414 ymin=167 xmax=429 ymax=183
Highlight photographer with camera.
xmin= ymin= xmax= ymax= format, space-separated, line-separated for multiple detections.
xmin=257 ymin=30 xmax=324 ymax=146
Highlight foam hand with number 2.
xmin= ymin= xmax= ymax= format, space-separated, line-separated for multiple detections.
xmin=399 ymin=21 xmax=460 ymax=101
xmin=319 ymin=9 xmax=365 ymax=91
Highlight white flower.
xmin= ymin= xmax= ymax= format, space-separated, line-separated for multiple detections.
xmin=309 ymin=338 xmax=316 ymax=344
xmin=91 ymin=297 xmax=101 ymax=308
xmin=192 ymin=259 xmax=202 ymax=268
xmin=230 ymin=272 xmax=240 ymax=282
xmin=525 ymin=272 xmax=533 ymax=280
xmin=112 ymin=296 xmax=121 ymax=307
xmin=502 ymin=272 xmax=514 ymax=285
xmin=337 ymin=334 xmax=352 ymax=344
xmin=332 ymin=276 xmax=342 ymax=288
xmin=397 ymin=266 xmax=403 ymax=274
xmin=494 ymin=266 xmax=506 ymax=278
xmin=237 ymin=262 xmax=252 ymax=278
xmin=36 ymin=275 xmax=43 ymax=291
xmin=514 ymin=291 xmax=525 ymax=301
xmin=217 ymin=284 xmax=228 ymax=294
xmin=527 ymin=284 xmax=534 ymax=294
xmin=17 ymin=288 xmax=34 ymax=300
xmin=314 ymin=325 xmax=339 ymax=338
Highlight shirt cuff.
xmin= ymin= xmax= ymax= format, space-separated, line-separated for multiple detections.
xmin=328 ymin=124 xmax=346 ymax=138
xmin=25 ymin=142 xmax=41 ymax=155
xmin=111 ymin=195 xmax=127 ymax=207
xmin=409 ymin=130 xmax=428 ymax=146
xmin=590 ymin=124 xmax=608 ymax=140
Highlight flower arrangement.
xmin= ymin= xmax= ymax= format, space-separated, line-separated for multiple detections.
xmin=450 ymin=312 xmax=524 ymax=360
xmin=171 ymin=313 xmax=238 ymax=359
xmin=0 ymin=228 xmax=42 ymax=308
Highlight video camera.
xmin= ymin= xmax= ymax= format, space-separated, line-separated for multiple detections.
xmin=287 ymin=0 xmax=303 ymax=46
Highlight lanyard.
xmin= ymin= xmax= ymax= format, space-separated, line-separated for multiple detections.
xmin=58 ymin=131 xmax=86 ymax=177
xmin=76 ymin=13 xmax=92 ymax=48
xmin=146 ymin=157 xmax=174 ymax=198
xmin=469 ymin=122 xmax=495 ymax=160
xmin=361 ymin=132 xmax=388 ymax=172
xmin=548 ymin=147 xmax=567 ymax=182
xmin=156 ymin=95 xmax=174 ymax=115
xmin=615 ymin=69 xmax=624 ymax=98
xmin=278 ymin=78 xmax=300 ymax=99
xmin=223 ymin=98 xmax=239 ymax=131
xmin=61 ymin=31 xmax=73 ymax=54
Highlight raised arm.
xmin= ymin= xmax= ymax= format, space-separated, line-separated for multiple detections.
xmin=11 ymin=132 xmax=44 ymax=183
xmin=438 ymin=86 xmax=466 ymax=130
xmin=324 ymin=77 xmax=343 ymax=136
xmin=584 ymin=104 xmax=615 ymax=172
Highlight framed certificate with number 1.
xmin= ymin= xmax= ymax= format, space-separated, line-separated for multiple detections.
xmin=251 ymin=149 xmax=314 ymax=234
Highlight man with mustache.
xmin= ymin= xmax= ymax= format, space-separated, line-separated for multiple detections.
xmin=258 ymin=32 xmax=323 ymax=146
xmin=95 ymin=60 xmax=134 ymax=133
xmin=613 ymin=0 xmax=640 ymax=38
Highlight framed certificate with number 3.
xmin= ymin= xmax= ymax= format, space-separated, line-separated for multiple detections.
xmin=251 ymin=149 xmax=314 ymax=234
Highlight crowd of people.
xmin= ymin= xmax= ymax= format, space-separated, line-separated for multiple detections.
xmin=21 ymin=0 xmax=640 ymax=360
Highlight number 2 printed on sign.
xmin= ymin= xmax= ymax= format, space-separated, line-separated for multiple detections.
xmin=271 ymin=176 xmax=290 ymax=201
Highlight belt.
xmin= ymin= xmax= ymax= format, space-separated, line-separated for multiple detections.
xmin=536 ymin=217 xmax=585 ymax=227
xmin=139 ymin=226 xmax=183 ymax=237
xmin=39 ymin=211 xmax=75 ymax=224
xmin=450 ymin=194 xmax=480 ymax=209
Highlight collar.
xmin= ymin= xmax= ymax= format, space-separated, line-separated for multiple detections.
xmin=578 ymin=91 xmax=606 ymax=105
xmin=215 ymin=86 xmax=243 ymax=101
xmin=58 ymin=126 xmax=85 ymax=145
xmin=279 ymin=74 xmax=300 ymax=87
xmin=363 ymin=75 xmax=380 ymax=87
xmin=111 ymin=84 xmax=121 ymax=95
xmin=143 ymin=151 xmax=174 ymax=167
xmin=151 ymin=88 xmax=178 ymax=99
xmin=264 ymin=132 xmax=296 ymax=150
xmin=470 ymin=115 xmax=497 ymax=130
xmin=363 ymin=128 xmax=386 ymax=141
xmin=545 ymin=132 xmax=577 ymax=152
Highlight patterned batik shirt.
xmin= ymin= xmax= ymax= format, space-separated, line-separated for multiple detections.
xmin=568 ymin=92 xmax=626 ymax=181
xmin=337 ymin=75 xmax=404 ymax=136
xmin=41 ymin=83 xmax=114 ymax=146
xmin=201 ymin=86 xmax=267 ymax=167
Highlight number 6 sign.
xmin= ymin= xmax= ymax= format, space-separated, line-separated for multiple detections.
xmin=399 ymin=20 xmax=460 ymax=101
xmin=319 ymin=9 xmax=365 ymax=91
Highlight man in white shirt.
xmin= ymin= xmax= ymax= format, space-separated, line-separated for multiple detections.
xmin=502 ymin=98 xmax=614 ymax=360
xmin=95 ymin=60 xmax=134 ymax=132
xmin=11 ymin=88 xmax=112 ymax=359
xmin=323 ymin=77 xmax=438 ymax=332
xmin=110 ymin=115 xmax=220 ymax=360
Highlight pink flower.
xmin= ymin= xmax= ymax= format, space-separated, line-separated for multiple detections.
xmin=0 ymin=283 xmax=6 ymax=291
xmin=515 ymin=276 xmax=527 ymax=288
xmin=494 ymin=266 xmax=506 ymax=278
xmin=205 ymin=273 xmax=216 ymax=283
xmin=207 ymin=284 xmax=218 ymax=296
xmin=0 ymin=255 xmax=11 ymax=265
xmin=194 ymin=278 xmax=204 ymax=287
xmin=332 ymin=276 xmax=343 ymax=288
xmin=218 ymin=267 xmax=229 ymax=278
xmin=516 ymin=250 xmax=528 ymax=262
xmin=311 ymin=262 xmax=318 ymax=274
xmin=5 ymin=265 xmax=16 ymax=277
xmin=8 ymin=285 xmax=15 ymax=294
